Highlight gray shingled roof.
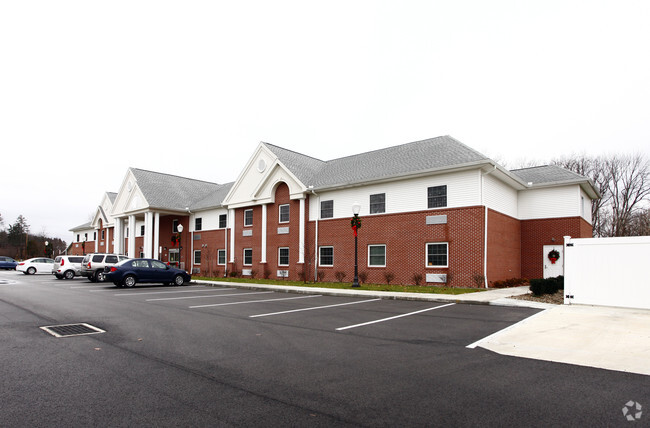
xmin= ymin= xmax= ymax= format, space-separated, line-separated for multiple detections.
xmin=266 ymin=135 xmax=491 ymax=189
xmin=131 ymin=168 xmax=231 ymax=211
xmin=69 ymin=221 xmax=92 ymax=232
xmin=510 ymin=165 xmax=587 ymax=185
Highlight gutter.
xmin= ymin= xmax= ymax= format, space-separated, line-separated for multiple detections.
xmin=482 ymin=165 xmax=497 ymax=288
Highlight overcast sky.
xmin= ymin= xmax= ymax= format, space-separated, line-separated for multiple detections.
xmin=1 ymin=1 xmax=649 ymax=242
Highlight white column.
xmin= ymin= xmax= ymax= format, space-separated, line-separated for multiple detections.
xmin=144 ymin=212 xmax=153 ymax=259
xmin=299 ymin=197 xmax=305 ymax=263
xmin=229 ymin=208 xmax=235 ymax=262
xmin=153 ymin=212 xmax=160 ymax=259
xmin=114 ymin=218 xmax=124 ymax=255
xmin=128 ymin=215 xmax=136 ymax=258
xmin=261 ymin=204 xmax=267 ymax=263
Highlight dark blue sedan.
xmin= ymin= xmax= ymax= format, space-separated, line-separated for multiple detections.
xmin=0 ymin=256 xmax=18 ymax=270
xmin=105 ymin=258 xmax=192 ymax=287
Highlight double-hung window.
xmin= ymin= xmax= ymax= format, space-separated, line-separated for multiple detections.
xmin=194 ymin=250 xmax=201 ymax=265
xmin=278 ymin=247 xmax=289 ymax=266
xmin=368 ymin=244 xmax=386 ymax=267
xmin=243 ymin=248 xmax=253 ymax=266
xmin=370 ymin=193 xmax=385 ymax=214
xmin=244 ymin=209 xmax=253 ymax=227
xmin=172 ymin=219 xmax=179 ymax=233
xmin=219 ymin=214 xmax=227 ymax=229
xmin=427 ymin=185 xmax=447 ymax=208
xmin=217 ymin=249 xmax=226 ymax=265
xmin=320 ymin=200 xmax=334 ymax=219
xmin=426 ymin=243 xmax=448 ymax=267
xmin=279 ymin=204 xmax=290 ymax=223
xmin=140 ymin=225 xmax=145 ymax=236
xmin=195 ymin=217 xmax=202 ymax=231
xmin=319 ymin=246 xmax=333 ymax=266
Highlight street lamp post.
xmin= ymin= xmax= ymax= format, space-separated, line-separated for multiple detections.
xmin=44 ymin=241 xmax=49 ymax=258
xmin=351 ymin=202 xmax=361 ymax=287
xmin=177 ymin=224 xmax=184 ymax=269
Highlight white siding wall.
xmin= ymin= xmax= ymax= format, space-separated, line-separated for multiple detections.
xmin=580 ymin=188 xmax=592 ymax=224
xmin=309 ymin=170 xmax=480 ymax=220
xmin=190 ymin=208 xmax=228 ymax=232
xmin=483 ymin=174 xmax=518 ymax=218
xmin=518 ymin=186 xmax=579 ymax=220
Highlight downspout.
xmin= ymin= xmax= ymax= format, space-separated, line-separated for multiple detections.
xmin=186 ymin=207 xmax=193 ymax=274
xmin=481 ymin=166 xmax=497 ymax=288
xmin=309 ymin=186 xmax=319 ymax=282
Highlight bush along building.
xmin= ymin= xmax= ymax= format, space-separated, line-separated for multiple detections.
xmin=69 ymin=136 xmax=599 ymax=287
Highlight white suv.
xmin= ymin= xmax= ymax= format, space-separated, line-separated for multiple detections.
xmin=52 ymin=255 xmax=85 ymax=280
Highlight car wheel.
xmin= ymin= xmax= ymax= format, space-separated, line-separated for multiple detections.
xmin=27 ymin=267 xmax=36 ymax=275
xmin=123 ymin=275 xmax=136 ymax=288
xmin=173 ymin=275 xmax=185 ymax=286
xmin=95 ymin=270 xmax=105 ymax=282
xmin=88 ymin=275 xmax=96 ymax=283
xmin=114 ymin=282 xmax=122 ymax=287
xmin=55 ymin=274 xmax=64 ymax=280
xmin=64 ymin=270 xmax=75 ymax=280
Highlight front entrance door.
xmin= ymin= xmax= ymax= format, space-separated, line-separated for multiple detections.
xmin=543 ymin=245 xmax=564 ymax=278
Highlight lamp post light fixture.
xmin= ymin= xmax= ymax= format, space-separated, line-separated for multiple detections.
xmin=177 ymin=224 xmax=184 ymax=268
xmin=44 ymin=241 xmax=49 ymax=257
xmin=351 ymin=202 xmax=361 ymax=287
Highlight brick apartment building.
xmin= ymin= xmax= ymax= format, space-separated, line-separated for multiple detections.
xmin=68 ymin=136 xmax=598 ymax=287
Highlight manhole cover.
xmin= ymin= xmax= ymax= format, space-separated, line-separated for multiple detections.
xmin=40 ymin=323 xmax=105 ymax=338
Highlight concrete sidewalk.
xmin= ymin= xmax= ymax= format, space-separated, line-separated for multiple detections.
xmin=470 ymin=305 xmax=650 ymax=376
xmin=194 ymin=279 xmax=650 ymax=376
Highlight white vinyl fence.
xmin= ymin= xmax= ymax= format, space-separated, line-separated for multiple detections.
xmin=563 ymin=235 xmax=650 ymax=310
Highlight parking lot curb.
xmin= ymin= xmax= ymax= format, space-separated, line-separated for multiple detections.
xmin=191 ymin=280 xmax=552 ymax=309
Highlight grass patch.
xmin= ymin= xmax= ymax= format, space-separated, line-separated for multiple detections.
xmin=192 ymin=276 xmax=483 ymax=295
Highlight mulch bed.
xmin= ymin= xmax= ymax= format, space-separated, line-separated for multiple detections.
xmin=511 ymin=290 xmax=564 ymax=305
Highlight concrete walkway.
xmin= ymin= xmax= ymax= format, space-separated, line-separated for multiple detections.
xmin=193 ymin=279 xmax=650 ymax=376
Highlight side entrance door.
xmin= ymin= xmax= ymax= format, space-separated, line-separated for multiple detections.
xmin=543 ymin=245 xmax=564 ymax=278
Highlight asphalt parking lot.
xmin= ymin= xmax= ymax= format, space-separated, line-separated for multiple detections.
xmin=1 ymin=271 xmax=647 ymax=427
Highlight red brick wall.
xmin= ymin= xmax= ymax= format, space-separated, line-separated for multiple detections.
xmin=158 ymin=215 xmax=190 ymax=265
xmin=189 ymin=228 xmax=229 ymax=277
xmin=520 ymin=216 xmax=591 ymax=279
xmin=230 ymin=182 xmax=309 ymax=281
xmin=486 ymin=209 xmax=521 ymax=284
xmin=306 ymin=206 xmax=485 ymax=287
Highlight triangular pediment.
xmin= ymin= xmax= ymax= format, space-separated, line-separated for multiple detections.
xmin=111 ymin=169 xmax=151 ymax=217
xmin=223 ymin=143 xmax=307 ymax=208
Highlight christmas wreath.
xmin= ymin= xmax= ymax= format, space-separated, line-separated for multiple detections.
xmin=171 ymin=234 xmax=179 ymax=246
xmin=547 ymin=249 xmax=560 ymax=264
xmin=350 ymin=215 xmax=362 ymax=237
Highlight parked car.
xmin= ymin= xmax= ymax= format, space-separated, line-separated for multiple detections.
xmin=16 ymin=258 xmax=55 ymax=275
xmin=105 ymin=258 xmax=191 ymax=287
xmin=0 ymin=256 xmax=18 ymax=270
xmin=81 ymin=253 xmax=130 ymax=282
xmin=52 ymin=255 xmax=85 ymax=280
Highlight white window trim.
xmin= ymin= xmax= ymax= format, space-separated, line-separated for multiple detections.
xmin=426 ymin=242 xmax=448 ymax=268
xmin=243 ymin=248 xmax=253 ymax=266
xmin=369 ymin=193 xmax=386 ymax=214
xmin=244 ymin=209 xmax=253 ymax=227
xmin=279 ymin=204 xmax=290 ymax=223
xmin=367 ymin=244 xmax=386 ymax=267
xmin=194 ymin=250 xmax=201 ymax=265
xmin=278 ymin=247 xmax=290 ymax=266
xmin=217 ymin=249 xmax=226 ymax=265
xmin=319 ymin=246 xmax=334 ymax=267
xmin=219 ymin=214 xmax=228 ymax=229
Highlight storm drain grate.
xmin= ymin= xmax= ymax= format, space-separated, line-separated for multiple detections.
xmin=40 ymin=323 xmax=106 ymax=338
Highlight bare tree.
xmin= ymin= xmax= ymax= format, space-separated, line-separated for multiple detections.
xmin=553 ymin=152 xmax=650 ymax=237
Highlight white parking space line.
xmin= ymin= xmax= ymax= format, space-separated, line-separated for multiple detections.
xmin=112 ymin=288 xmax=235 ymax=297
xmin=465 ymin=308 xmax=549 ymax=349
xmin=189 ymin=294 xmax=322 ymax=309
xmin=335 ymin=303 xmax=456 ymax=331
xmin=250 ymin=298 xmax=381 ymax=318
xmin=147 ymin=291 xmax=273 ymax=302
xmin=70 ymin=285 xmax=112 ymax=289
